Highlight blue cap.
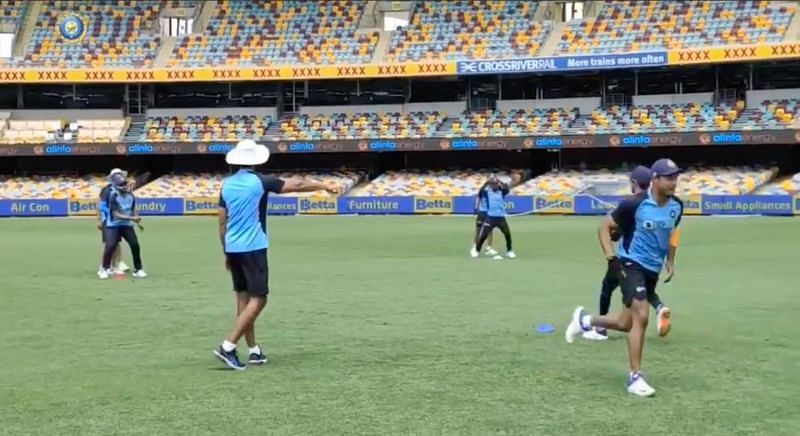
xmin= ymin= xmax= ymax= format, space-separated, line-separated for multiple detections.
xmin=651 ymin=158 xmax=681 ymax=177
xmin=630 ymin=165 xmax=652 ymax=189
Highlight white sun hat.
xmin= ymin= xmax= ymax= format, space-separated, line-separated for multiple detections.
xmin=108 ymin=168 xmax=127 ymax=178
xmin=225 ymin=139 xmax=270 ymax=166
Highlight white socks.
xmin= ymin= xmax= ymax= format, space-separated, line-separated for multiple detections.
xmin=581 ymin=315 xmax=593 ymax=330
xmin=249 ymin=345 xmax=262 ymax=355
xmin=221 ymin=340 xmax=236 ymax=352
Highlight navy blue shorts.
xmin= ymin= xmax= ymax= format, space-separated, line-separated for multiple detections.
xmin=228 ymin=249 xmax=269 ymax=297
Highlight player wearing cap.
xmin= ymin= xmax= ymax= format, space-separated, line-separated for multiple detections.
xmin=214 ymin=140 xmax=340 ymax=370
xmin=97 ymin=168 xmax=130 ymax=276
xmin=566 ymin=158 xmax=683 ymax=397
xmin=582 ymin=166 xmax=672 ymax=341
xmin=99 ymin=171 xmax=146 ymax=279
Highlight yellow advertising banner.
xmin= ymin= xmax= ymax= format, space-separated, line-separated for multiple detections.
xmin=413 ymin=196 xmax=454 ymax=213
xmin=534 ymin=195 xmax=575 ymax=214
xmin=683 ymin=194 xmax=702 ymax=215
xmin=668 ymin=42 xmax=800 ymax=65
xmin=183 ymin=197 xmax=218 ymax=215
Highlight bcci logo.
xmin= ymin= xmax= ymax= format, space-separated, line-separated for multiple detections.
xmin=59 ymin=15 xmax=87 ymax=41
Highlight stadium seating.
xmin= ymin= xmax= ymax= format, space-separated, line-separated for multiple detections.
xmin=677 ymin=166 xmax=777 ymax=195
xmin=387 ymin=0 xmax=551 ymax=61
xmin=0 ymin=0 xmax=29 ymax=31
xmin=572 ymin=102 xmax=744 ymax=134
xmin=757 ymin=172 xmax=800 ymax=195
xmin=442 ymin=109 xmax=579 ymax=137
xmin=136 ymin=171 xmax=363 ymax=197
xmin=0 ymin=174 xmax=107 ymax=199
xmin=168 ymin=0 xmax=377 ymax=67
xmin=75 ymin=118 xmax=127 ymax=142
xmin=0 ymin=119 xmax=64 ymax=144
xmin=733 ymin=99 xmax=800 ymax=130
xmin=141 ymin=115 xmax=271 ymax=142
xmin=17 ymin=0 xmax=162 ymax=68
xmin=513 ymin=169 xmax=634 ymax=196
xmin=558 ymin=1 xmax=796 ymax=54
xmin=352 ymin=169 xmax=526 ymax=196
xmin=280 ymin=112 xmax=445 ymax=140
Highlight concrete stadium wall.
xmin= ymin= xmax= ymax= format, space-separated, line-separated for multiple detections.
xmin=11 ymin=109 xmax=124 ymax=120
xmin=746 ymin=89 xmax=800 ymax=108
xmin=146 ymin=107 xmax=278 ymax=119
xmin=497 ymin=98 xmax=601 ymax=115
xmin=300 ymin=101 xmax=466 ymax=116
xmin=633 ymin=92 xmax=713 ymax=106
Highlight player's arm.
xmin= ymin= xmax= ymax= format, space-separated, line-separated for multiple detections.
xmin=218 ymin=193 xmax=227 ymax=253
xmin=665 ymin=198 xmax=684 ymax=282
xmin=474 ymin=184 xmax=486 ymax=212
xmin=500 ymin=183 xmax=510 ymax=196
xmin=601 ymin=197 xmax=638 ymax=259
xmin=266 ymin=175 xmax=340 ymax=194
xmin=97 ymin=189 xmax=109 ymax=228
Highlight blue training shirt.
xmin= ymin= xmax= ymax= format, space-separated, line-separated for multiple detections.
xmin=482 ymin=185 xmax=509 ymax=217
xmin=219 ymin=170 xmax=285 ymax=253
xmin=476 ymin=182 xmax=489 ymax=212
xmin=611 ymin=190 xmax=684 ymax=273
xmin=98 ymin=184 xmax=112 ymax=223
xmin=106 ymin=187 xmax=137 ymax=227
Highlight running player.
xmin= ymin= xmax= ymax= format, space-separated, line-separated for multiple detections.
xmin=583 ymin=165 xmax=672 ymax=341
xmin=99 ymin=171 xmax=146 ymax=279
xmin=472 ymin=177 xmax=515 ymax=259
xmin=565 ymin=158 xmax=683 ymax=397
xmin=471 ymin=176 xmax=498 ymax=257
xmin=214 ymin=140 xmax=340 ymax=370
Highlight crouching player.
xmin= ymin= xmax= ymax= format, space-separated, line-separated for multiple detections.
xmin=99 ymin=172 xmax=146 ymax=279
xmin=583 ymin=165 xmax=672 ymax=341
xmin=566 ymin=158 xmax=683 ymax=397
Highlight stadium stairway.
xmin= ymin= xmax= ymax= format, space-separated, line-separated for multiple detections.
xmin=435 ymin=117 xmax=459 ymax=137
xmin=540 ymin=21 xmax=567 ymax=57
xmin=371 ymin=30 xmax=392 ymax=63
xmin=124 ymin=115 xmax=146 ymax=142
xmin=154 ymin=36 xmax=178 ymax=68
xmin=265 ymin=116 xmax=286 ymax=140
xmin=12 ymin=0 xmax=41 ymax=57
xmin=783 ymin=1 xmax=800 ymax=40
xmin=194 ymin=0 xmax=216 ymax=38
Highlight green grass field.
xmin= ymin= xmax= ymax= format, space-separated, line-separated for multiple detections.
xmin=1 ymin=215 xmax=798 ymax=436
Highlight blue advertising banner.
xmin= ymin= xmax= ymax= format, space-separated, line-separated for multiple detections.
xmin=340 ymin=196 xmax=413 ymax=214
xmin=0 ymin=199 xmax=69 ymax=217
xmin=574 ymin=195 xmax=628 ymax=215
xmin=701 ymin=195 xmax=794 ymax=216
xmin=2 ymin=195 xmax=800 ymax=217
xmin=457 ymin=51 xmax=668 ymax=75
xmin=268 ymin=196 xmax=300 ymax=215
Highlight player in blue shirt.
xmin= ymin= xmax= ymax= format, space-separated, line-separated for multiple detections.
xmin=582 ymin=165 xmax=672 ymax=341
xmin=97 ymin=169 xmax=129 ymax=276
xmin=214 ymin=140 xmax=340 ymax=370
xmin=471 ymin=176 xmax=515 ymax=259
xmin=566 ymin=158 xmax=683 ymax=397
xmin=99 ymin=172 xmax=146 ymax=279
xmin=471 ymin=177 xmax=498 ymax=257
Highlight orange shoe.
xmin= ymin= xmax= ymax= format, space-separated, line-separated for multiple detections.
xmin=657 ymin=307 xmax=672 ymax=337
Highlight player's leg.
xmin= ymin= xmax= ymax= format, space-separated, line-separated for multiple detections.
xmin=621 ymin=264 xmax=656 ymax=396
xmin=119 ymin=227 xmax=144 ymax=276
xmin=647 ymin=289 xmax=671 ymax=337
xmin=473 ymin=219 xmax=496 ymax=257
xmin=99 ymin=227 xmax=122 ymax=279
xmin=98 ymin=224 xmax=107 ymax=276
xmin=496 ymin=218 xmax=514 ymax=258
xmin=112 ymin=244 xmax=130 ymax=273
xmin=215 ymin=250 xmax=269 ymax=369
xmin=584 ymin=263 xmax=620 ymax=340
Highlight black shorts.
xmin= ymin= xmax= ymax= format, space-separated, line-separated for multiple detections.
xmin=228 ymin=249 xmax=269 ymax=297
xmin=475 ymin=211 xmax=488 ymax=227
xmin=483 ymin=216 xmax=508 ymax=228
xmin=619 ymin=259 xmax=659 ymax=308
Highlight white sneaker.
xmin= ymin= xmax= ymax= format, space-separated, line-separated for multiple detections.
xmin=627 ymin=373 xmax=656 ymax=397
xmin=98 ymin=269 xmax=110 ymax=280
xmin=486 ymin=247 xmax=499 ymax=256
xmin=506 ymin=250 xmax=516 ymax=259
xmin=565 ymin=306 xmax=588 ymax=344
xmin=470 ymin=247 xmax=479 ymax=258
xmin=492 ymin=255 xmax=503 ymax=260
xmin=582 ymin=329 xmax=609 ymax=341
xmin=132 ymin=270 xmax=148 ymax=278
xmin=117 ymin=261 xmax=130 ymax=272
